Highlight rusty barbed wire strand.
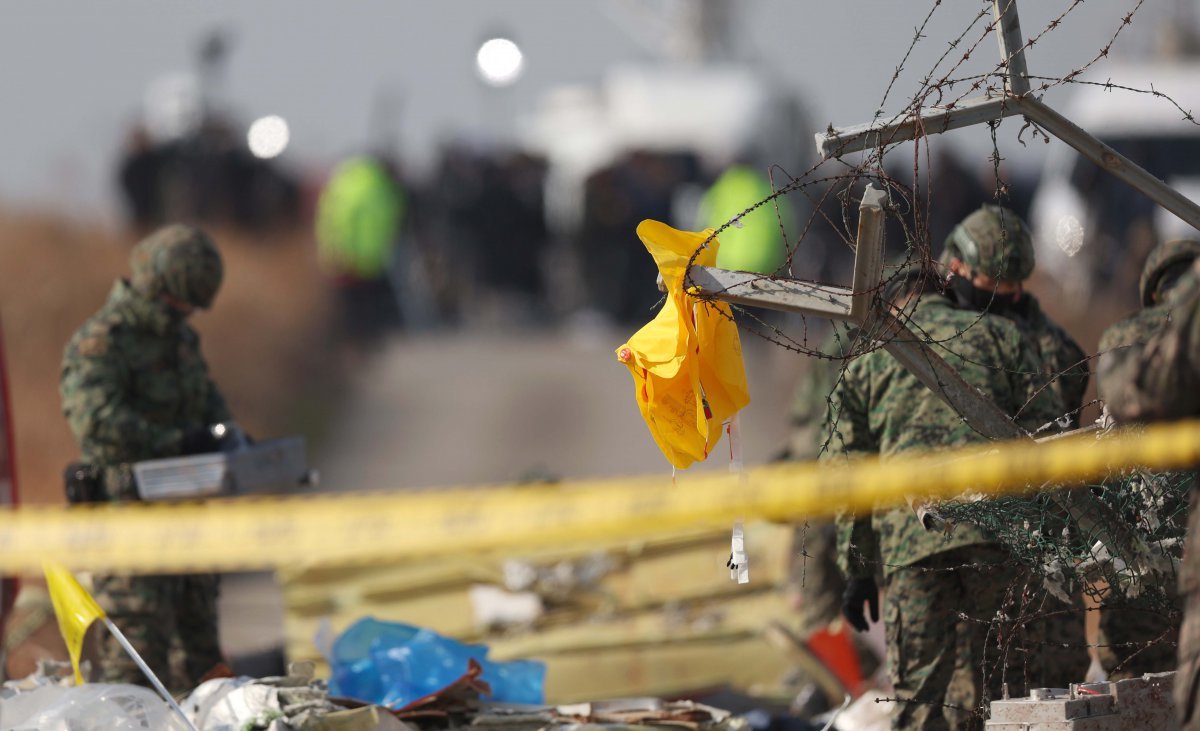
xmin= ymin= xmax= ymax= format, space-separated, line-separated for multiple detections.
xmin=683 ymin=0 xmax=1199 ymax=708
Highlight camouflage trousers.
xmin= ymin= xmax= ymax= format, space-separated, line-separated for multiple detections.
xmin=792 ymin=521 xmax=847 ymax=637
xmin=1177 ymin=589 xmax=1200 ymax=729
xmin=1098 ymin=595 xmax=1182 ymax=680
xmin=788 ymin=521 xmax=880 ymax=690
xmin=885 ymin=545 xmax=1089 ymax=731
xmin=92 ymin=572 xmax=221 ymax=692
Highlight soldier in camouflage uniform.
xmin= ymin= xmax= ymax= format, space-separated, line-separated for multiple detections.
xmin=830 ymin=268 xmax=1088 ymax=730
xmin=783 ymin=325 xmax=879 ymax=710
xmin=1102 ymin=251 xmax=1200 ymax=728
xmin=941 ymin=205 xmax=1090 ymax=425
xmin=942 ymin=206 xmax=1093 ymax=701
xmin=59 ymin=224 xmax=229 ymax=690
xmin=787 ymin=324 xmax=857 ymax=642
xmin=1093 ymin=239 xmax=1199 ymax=680
xmin=1098 ymin=239 xmax=1200 ymax=399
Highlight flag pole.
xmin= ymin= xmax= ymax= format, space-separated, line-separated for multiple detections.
xmin=103 ymin=618 xmax=197 ymax=731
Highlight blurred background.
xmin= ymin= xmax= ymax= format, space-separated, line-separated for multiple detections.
xmin=2 ymin=0 xmax=1199 ymax=704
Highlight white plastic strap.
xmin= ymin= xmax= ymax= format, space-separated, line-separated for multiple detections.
xmin=729 ymin=520 xmax=749 ymax=584
xmin=726 ymin=416 xmax=749 ymax=584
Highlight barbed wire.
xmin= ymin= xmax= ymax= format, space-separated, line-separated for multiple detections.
xmin=687 ymin=0 xmax=1190 ymax=409
xmin=696 ymin=0 xmax=1196 ymax=717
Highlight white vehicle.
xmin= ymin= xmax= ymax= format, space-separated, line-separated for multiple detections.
xmin=1029 ymin=61 xmax=1200 ymax=309
xmin=520 ymin=63 xmax=813 ymax=235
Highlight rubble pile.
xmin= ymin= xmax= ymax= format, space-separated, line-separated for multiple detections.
xmin=0 ymin=658 xmax=760 ymax=731
xmin=986 ymin=673 xmax=1177 ymax=730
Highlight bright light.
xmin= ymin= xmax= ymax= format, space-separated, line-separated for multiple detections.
xmin=247 ymin=115 xmax=290 ymax=159
xmin=475 ymin=38 xmax=524 ymax=87
xmin=1055 ymin=215 xmax=1084 ymax=257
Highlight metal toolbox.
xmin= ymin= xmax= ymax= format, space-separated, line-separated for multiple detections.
xmin=133 ymin=436 xmax=311 ymax=501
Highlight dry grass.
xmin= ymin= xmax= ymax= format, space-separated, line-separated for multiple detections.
xmin=0 ymin=211 xmax=341 ymax=676
xmin=0 ymin=211 xmax=336 ymax=506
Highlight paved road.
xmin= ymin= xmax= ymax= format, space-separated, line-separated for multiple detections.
xmin=316 ymin=324 xmax=802 ymax=490
xmin=219 ymin=321 xmax=808 ymax=661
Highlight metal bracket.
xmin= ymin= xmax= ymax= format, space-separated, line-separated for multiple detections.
xmin=994 ymin=0 xmax=1031 ymax=96
xmin=688 ymin=183 xmax=1142 ymax=562
xmin=686 ymin=267 xmax=853 ymax=321
xmin=691 ymin=184 xmax=1026 ymax=438
xmin=816 ymin=95 xmax=1016 ymax=160
xmin=813 ymin=0 xmax=1200 ymax=233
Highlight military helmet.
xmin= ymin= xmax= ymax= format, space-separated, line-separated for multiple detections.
xmin=940 ymin=204 xmax=1035 ymax=282
xmin=130 ymin=224 xmax=223 ymax=309
xmin=1140 ymin=238 xmax=1200 ymax=306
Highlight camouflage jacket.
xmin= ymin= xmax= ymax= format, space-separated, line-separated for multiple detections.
xmin=60 ymin=280 xmax=230 ymax=478
xmin=788 ymin=324 xmax=857 ymax=461
xmin=1103 ymin=263 xmax=1200 ymax=594
xmin=1096 ymin=305 xmax=1171 ymax=409
xmin=1102 ymin=260 xmax=1200 ymax=424
xmin=827 ymin=292 xmax=1064 ymax=580
xmin=1011 ymin=294 xmax=1090 ymax=423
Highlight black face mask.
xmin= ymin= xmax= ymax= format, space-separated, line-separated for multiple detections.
xmin=947 ymin=274 xmax=1028 ymax=317
xmin=152 ymin=293 xmax=192 ymax=325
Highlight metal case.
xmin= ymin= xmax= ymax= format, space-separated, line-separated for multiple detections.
xmin=133 ymin=436 xmax=309 ymax=501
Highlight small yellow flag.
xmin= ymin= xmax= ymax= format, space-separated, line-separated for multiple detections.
xmin=43 ymin=562 xmax=106 ymax=684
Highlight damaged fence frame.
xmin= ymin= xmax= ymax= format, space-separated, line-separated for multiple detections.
xmin=703 ymin=0 xmax=1200 ymax=438
xmin=688 ymin=0 xmax=1199 ymax=567
xmin=688 ymin=183 xmax=1145 ymax=567
xmin=816 ymin=0 xmax=1200 ymax=231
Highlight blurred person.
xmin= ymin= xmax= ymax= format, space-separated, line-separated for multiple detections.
xmin=59 ymin=224 xmax=230 ymax=690
xmin=695 ymin=160 xmax=797 ymax=338
xmin=804 ymin=177 xmax=878 ymax=286
xmin=117 ymin=123 xmax=166 ymax=232
xmin=577 ymin=151 xmax=686 ymax=325
xmin=830 ymin=268 xmax=1086 ymax=730
xmin=190 ymin=113 xmax=299 ymax=231
xmin=220 ymin=128 xmax=301 ymax=231
xmin=315 ymin=155 xmax=406 ymax=351
xmin=398 ymin=176 xmax=456 ymax=328
xmin=1092 ymin=239 xmax=1199 ymax=679
xmin=469 ymin=152 xmax=552 ymax=325
xmin=117 ymin=112 xmax=300 ymax=233
xmin=697 ymin=161 xmax=792 ymax=276
xmin=578 ymin=162 xmax=657 ymax=325
xmin=1102 ymin=254 xmax=1200 ymax=728
xmin=577 ymin=165 xmax=632 ymax=322
xmin=418 ymin=141 xmax=490 ymax=324
xmin=782 ymin=324 xmax=879 ymax=715
xmin=1098 ymin=238 xmax=1200 ymax=407
xmin=884 ymin=150 xmax=990 ymax=263
xmin=940 ymin=206 xmax=1092 ymax=699
xmin=941 ymin=204 xmax=1089 ymax=426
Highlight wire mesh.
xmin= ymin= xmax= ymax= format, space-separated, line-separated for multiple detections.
xmin=734 ymin=0 xmax=1200 ymax=718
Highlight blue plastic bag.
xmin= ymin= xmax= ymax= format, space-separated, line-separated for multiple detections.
xmin=325 ymin=617 xmax=546 ymax=708
xmin=328 ymin=618 xmax=419 ymax=703
xmin=482 ymin=658 xmax=547 ymax=704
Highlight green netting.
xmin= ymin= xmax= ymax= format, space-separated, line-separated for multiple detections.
xmin=936 ymin=460 xmax=1191 ymax=614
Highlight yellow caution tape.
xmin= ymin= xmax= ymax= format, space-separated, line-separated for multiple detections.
xmin=3 ymin=420 xmax=1199 ymax=575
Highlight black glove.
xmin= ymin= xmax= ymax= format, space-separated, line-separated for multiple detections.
xmin=842 ymin=577 xmax=879 ymax=633
xmin=180 ymin=427 xmax=221 ymax=456
xmin=211 ymin=422 xmax=252 ymax=448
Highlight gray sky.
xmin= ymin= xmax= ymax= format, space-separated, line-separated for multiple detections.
xmin=0 ymin=0 xmax=1179 ymax=218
